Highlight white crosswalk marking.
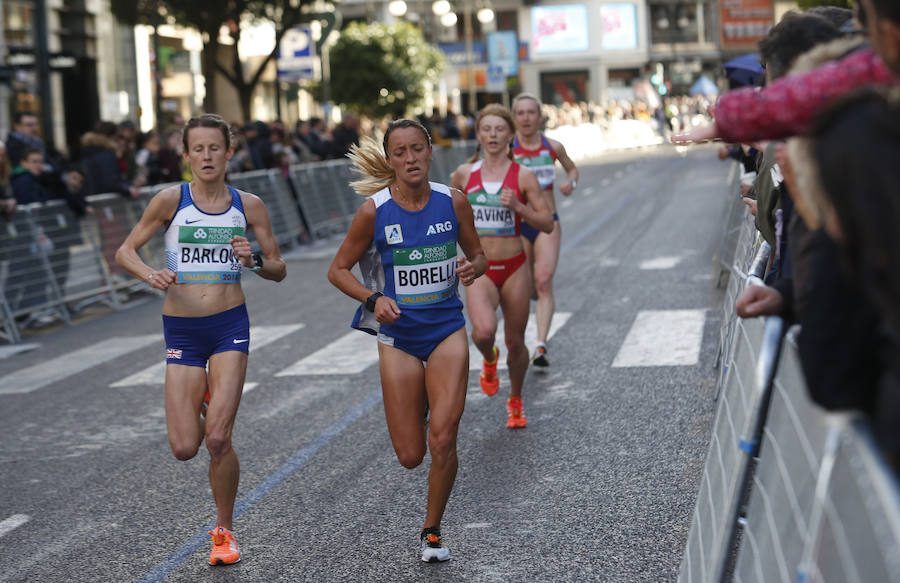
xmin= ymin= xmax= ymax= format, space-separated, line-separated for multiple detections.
xmin=0 ymin=514 xmax=30 ymax=538
xmin=276 ymin=330 xmax=378 ymax=376
xmin=0 ymin=343 xmax=40 ymax=360
xmin=110 ymin=324 xmax=304 ymax=387
xmin=639 ymin=256 xmax=683 ymax=270
xmin=469 ymin=312 xmax=571 ymax=370
xmin=277 ymin=313 xmax=572 ymax=376
xmin=612 ymin=309 xmax=706 ymax=367
xmin=0 ymin=335 xmax=161 ymax=395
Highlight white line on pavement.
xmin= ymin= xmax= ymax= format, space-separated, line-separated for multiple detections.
xmin=0 ymin=514 xmax=30 ymax=538
xmin=110 ymin=324 xmax=304 ymax=387
xmin=0 ymin=335 xmax=162 ymax=395
xmin=0 ymin=343 xmax=41 ymax=360
xmin=639 ymin=256 xmax=683 ymax=270
xmin=276 ymin=330 xmax=378 ymax=376
xmin=612 ymin=309 xmax=706 ymax=367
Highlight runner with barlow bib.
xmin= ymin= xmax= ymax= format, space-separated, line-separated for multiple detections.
xmin=115 ymin=114 xmax=286 ymax=567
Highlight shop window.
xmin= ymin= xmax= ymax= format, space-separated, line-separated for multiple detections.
xmin=3 ymin=1 xmax=35 ymax=48
xmin=650 ymin=1 xmax=704 ymax=45
xmin=540 ymin=70 xmax=588 ymax=106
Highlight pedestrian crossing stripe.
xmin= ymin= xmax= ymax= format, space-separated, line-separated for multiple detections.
xmin=110 ymin=325 xmax=304 ymax=387
xmin=273 ymin=313 xmax=572 ymax=377
xmin=612 ymin=309 xmax=706 ymax=367
xmin=0 ymin=335 xmax=162 ymax=395
xmin=1 ymin=314 xmax=585 ymax=393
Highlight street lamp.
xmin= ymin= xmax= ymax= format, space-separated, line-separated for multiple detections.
xmin=388 ymin=0 xmax=408 ymax=17
xmin=440 ymin=12 xmax=457 ymax=26
xmin=432 ymin=0 xmax=451 ymax=16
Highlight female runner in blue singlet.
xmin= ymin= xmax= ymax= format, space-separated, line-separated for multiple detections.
xmin=328 ymin=119 xmax=487 ymax=563
xmin=115 ymin=114 xmax=286 ymax=567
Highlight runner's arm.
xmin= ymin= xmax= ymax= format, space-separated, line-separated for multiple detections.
xmin=451 ymin=189 xmax=487 ymax=286
xmin=115 ymin=187 xmax=179 ymax=288
xmin=239 ymin=192 xmax=286 ymax=282
xmin=551 ymin=138 xmax=579 ymax=196
xmin=328 ymin=199 xmax=379 ymax=303
xmin=449 ymin=163 xmax=472 ymax=192
xmin=513 ymin=167 xmax=554 ymax=233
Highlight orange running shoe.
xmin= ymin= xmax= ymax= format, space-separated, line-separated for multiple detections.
xmin=507 ymin=397 xmax=527 ymax=428
xmin=208 ymin=526 xmax=241 ymax=565
xmin=479 ymin=346 xmax=500 ymax=396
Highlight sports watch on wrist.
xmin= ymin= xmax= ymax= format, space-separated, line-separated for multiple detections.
xmin=365 ymin=292 xmax=383 ymax=312
xmin=249 ymin=253 xmax=264 ymax=272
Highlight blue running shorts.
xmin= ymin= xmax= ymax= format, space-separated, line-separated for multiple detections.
xmin=520 ymin=213 xmax=559 ymax=243
xmin=162 ymin=304 xmax=250 ymax=367
xmin=377 ymin=321 xmax=465 ymax=362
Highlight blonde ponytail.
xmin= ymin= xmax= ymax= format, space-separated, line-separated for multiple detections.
xmin=348 ymin=137 xmax=396 ymax=196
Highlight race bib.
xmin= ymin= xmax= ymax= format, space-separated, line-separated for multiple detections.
xmin=469 ymin=191 xmax=516 ymax=237
xmin=517 ymin=152 xmax=555 ymax=190
xmin=392 ymin=241 xmax=458 ymax=306
xmin=176 ymin=225 xmax=244 ymax=283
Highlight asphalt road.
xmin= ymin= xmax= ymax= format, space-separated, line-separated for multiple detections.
xmin=0 ymin=143 xmax=734 ymax=583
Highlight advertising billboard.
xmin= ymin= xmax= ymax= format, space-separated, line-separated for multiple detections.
xmin=530 ymin=5 xmax=590 ymax=55
xmin=600 ymin=3 xmax=638 ymax=50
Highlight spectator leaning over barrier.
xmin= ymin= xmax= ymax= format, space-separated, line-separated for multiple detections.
xmin=806 ymin=88 xmax=900 ymax=467
xmin=671 ymin=0 xmax=900 ymax=146
xmin=745 ymin=11 xmax=843 ymax=282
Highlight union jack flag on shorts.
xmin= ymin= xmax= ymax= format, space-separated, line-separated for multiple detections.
xmin=167 ymin=348 xmax=183 ymax=359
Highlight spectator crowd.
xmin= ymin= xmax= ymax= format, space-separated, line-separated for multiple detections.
xmin=673 ymin=0 xmax=900 ymax=474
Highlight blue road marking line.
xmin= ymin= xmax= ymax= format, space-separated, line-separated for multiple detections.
xmin=135 ymin=390 xmax=383 ymax=583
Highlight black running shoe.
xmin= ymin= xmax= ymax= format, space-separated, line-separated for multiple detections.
xmin=532 ymin=345 xmax=549 ymax=368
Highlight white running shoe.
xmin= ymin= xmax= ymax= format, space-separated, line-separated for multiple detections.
xmin=420 ymin=530 xmax=451 ymax=563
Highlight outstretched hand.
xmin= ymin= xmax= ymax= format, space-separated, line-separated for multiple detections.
xmin=671 ymin=124 xmax=720 ymax=144
xmin=735 ymin=285 xmax=784 ymax=318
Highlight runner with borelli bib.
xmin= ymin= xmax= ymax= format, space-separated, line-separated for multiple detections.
xmin=451 ymin=103 xmax=553 ymax=428
xmin=512 ymin=93 xmax=579 ymax=369
xmin=115 ymin=114 xmax=286 ymax=566
xmin=327 ymin=118 xmax=486 ymax=562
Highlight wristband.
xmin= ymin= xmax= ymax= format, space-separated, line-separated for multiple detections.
xmin=570 ymin=180 xmax=577 ymax=189
xmin=365 ymin=292 xmax=383 ymax=312
xmin=249 ymin=252 xmax=263 ymax=272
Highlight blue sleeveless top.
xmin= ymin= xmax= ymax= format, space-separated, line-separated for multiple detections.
xmin=351 ymin=182 xmax=464 ymax=340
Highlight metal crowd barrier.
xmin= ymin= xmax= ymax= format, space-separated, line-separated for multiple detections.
xmin=0 ymin=141 xmax=479 ymax=342
xmin=679 ymin=187 xmax=900 ymax=583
